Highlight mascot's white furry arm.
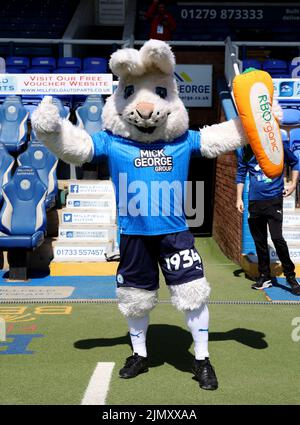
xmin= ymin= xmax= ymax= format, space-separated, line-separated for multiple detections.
xmin=32 ymin=96 xmax=94 ymax=166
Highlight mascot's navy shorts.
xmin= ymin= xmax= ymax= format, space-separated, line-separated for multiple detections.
xmin=116 ymin=230 xmax=204 ymax=291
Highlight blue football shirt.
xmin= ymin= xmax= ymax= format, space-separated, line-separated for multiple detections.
xmin=236 ymin=143 xmax=299 ymax=201
xmin=91 ymin=130 xmax=201 ymax=235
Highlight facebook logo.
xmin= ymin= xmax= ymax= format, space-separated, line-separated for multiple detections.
xmin=70 ymin=185 xmax=79 ymax=193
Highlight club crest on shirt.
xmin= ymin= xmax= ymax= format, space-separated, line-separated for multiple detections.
xmin=134 ymin=148 xmax=173 ymax=172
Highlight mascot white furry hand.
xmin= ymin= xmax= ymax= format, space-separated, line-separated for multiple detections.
xmin=31 ymin=39 xmax=264 ymax=389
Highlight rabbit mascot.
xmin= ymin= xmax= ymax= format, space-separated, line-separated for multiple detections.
xmin=32 ymin=39 xmax=282 ymax=391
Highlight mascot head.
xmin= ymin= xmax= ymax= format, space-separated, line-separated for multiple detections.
xmin=102 ymin=39 xmax=189 ymax=143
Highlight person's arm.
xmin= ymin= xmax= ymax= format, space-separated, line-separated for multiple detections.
xmin=283 ymin=169 xmax=299 ymax=197
xmin=235 ymin=150 xmax=248 ymax=213
xmin=145 ymin=0 xmax=158 ymax=19
xmin=236 ymin=183 xmax=245 ymax=213
xmin=283 ymin=144 xmax=299 ymax=197
xmin=164 ymin=13 xmax=176 ymax=31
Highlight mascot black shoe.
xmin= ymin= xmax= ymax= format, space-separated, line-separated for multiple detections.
xmin=119 ymin=353 xmax=149 ymax=379
xmin=192 ymin=358 xmax=218 ymax=391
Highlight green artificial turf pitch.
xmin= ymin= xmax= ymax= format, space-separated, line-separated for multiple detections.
xmin=0 ymin=238 xmax=299 ymax=405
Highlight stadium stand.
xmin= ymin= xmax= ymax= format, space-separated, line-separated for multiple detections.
xmin=26 ymin=67 xmax=53 ymax=73
xmin=31 ymin=57 xmax=56 ymax=70
xmin=280 ymin=129 xmax=289 ymax=147
xmin=242 ymin=59 xmax=261 ymax=71
xmin=0 ymin=96 xmax=29 ymax=153
xmin=0 ymin=143 xmax=15 ymax=205
xmin=0 ymin=166 xmax=47 ymax=279
xmin=17 ymin=141 xmax=58 ymax=210
xmin=290 ymin=128 xmax=300 ymax=152
xmin=280 ymin=108 xmax=300 ymax=126
xmin=0 ymin=0 xmax=80 ymax=39
xmin=83 ymin=57 xmax=108 ymax=73
xmin=57 ymin=57 xmax=82 ymax=72
xmin=75 ymin=94 xmax=104 ymax=135
xmin=5 ymin=56 xmax=30 ymax=72
xmin=262 ymin=59 xmax=289 ymax=77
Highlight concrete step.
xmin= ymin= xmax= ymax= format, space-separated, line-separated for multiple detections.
xmin=60 ymin=209 xmax=115 ymax=225
xmin=52 ymin=240 xmax=113 ymax=262
xmin=58 ymin=224 xmax=117 ymax=242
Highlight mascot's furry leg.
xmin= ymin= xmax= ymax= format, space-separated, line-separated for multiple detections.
xmin=117 ymin=287 xmax=158 ymax=378
xmin=169 ymin=278 xmax=218 ymax=390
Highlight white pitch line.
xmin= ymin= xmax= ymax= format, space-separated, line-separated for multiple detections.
xmin=0 ymin=317 xmax=6 ymax=341
xmin=81 ymin=362 xmax=115 ymax=405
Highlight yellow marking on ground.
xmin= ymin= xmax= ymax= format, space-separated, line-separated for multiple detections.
xmin=50 ymin=261 xmax=118 ymax=276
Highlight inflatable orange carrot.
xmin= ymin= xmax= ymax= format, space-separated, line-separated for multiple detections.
xmin=233 ymin=69 xmax=283 ymax=178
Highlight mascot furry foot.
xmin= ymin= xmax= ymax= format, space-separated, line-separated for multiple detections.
xmin=32 ymin=39 xmax=281 ymax=391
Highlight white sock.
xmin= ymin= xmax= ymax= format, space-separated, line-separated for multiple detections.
xmin=127 ymin=315 xmax=149 ymax=358
xmin=185 ymin=304 xmax=209 ymax=360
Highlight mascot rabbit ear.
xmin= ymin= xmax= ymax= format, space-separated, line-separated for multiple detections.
xmin=109 ymin=48 xmax=144 ymax=78
xmin=109 ymin=39 xmax=175 ymax=78
xmin=140 ymin=39 xmax=175 ymax=75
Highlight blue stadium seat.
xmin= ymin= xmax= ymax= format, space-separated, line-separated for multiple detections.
xmin=22 ymin=95 xmax=44 ymax=119
xmin=289 ymin=129 xmax=300 ymax=173
xmin=242 ymin=59 xmax=261 ymax=71
xmin=281 ymin=108 xmax=300 ymax=126
xmin=5 ymin=56 xmax=30 ymax=72
xmin=57 ymin=57 xmax=81 ymax=72
xmin=83 ymin=57 xmax=108 ymax=73
xmin=31 ymin=57 xmax=56 ymax=70
xmin=5 ymin=66 xmax=25 ymax=73
xmin=262 ymin=59 xmax=288 ymax=76
xmin=52 ymin=96 xmax=70 ymax=118
xmin=0 ymin=96 xmax=29 ymax=153
xmin=53 ymin=67 xmax=79 ymax=74
xmin=75 ymin=95 xmax=104 ymax=135
xmin=290 ymin=128 xmax=300 ymax=152
xmin=26 ymin=67 xmax=53 ymax=73
xmin=0 ymin=143 xmax=15 ymax=205
xmin=280 ymin=129 xmax=290 ymax=148
xmin=271 ymin=73 xmax=291 ymax=79
xmin=0 ymin=166 xmax=47 ymax=249
xmin=17 ymin=141 xmax=58 ymax=210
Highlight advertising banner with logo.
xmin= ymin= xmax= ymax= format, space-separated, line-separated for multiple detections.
xmin=273 ymin=78 xmax=300 ymax=100
xmin=0 ymin=74 xmax=113 ymax=95
xmin=175 ymin=65 xmax=212 ymax=107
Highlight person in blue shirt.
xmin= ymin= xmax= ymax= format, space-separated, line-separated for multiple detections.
xmin=236 ymin=143 xmax=300 ymax=295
